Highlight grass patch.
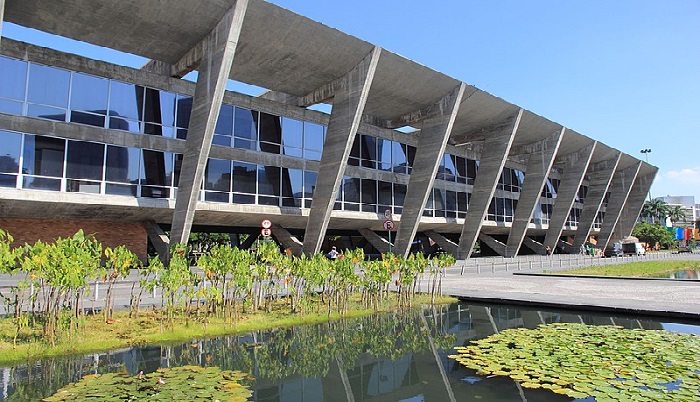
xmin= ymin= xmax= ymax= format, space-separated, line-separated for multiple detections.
xmin=556 ymin=260 xmax=700 ymax=278
xmin=0 ymin=293 xmax=456 ymax=366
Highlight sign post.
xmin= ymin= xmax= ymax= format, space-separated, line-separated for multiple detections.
xmin=261 ymin=220 xmax=272 ymax=238
xmin=383 ymin=219 xmax=395 ymax=254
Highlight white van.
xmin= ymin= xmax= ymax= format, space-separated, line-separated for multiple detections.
xmin=622 ymin=242 xmax=646 ymax=256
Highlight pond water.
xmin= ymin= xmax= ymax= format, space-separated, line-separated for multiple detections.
xmin=1 ymin=302 xmax=698 ymax=401
xmin=651 ymin=269 xmax=700 ymax=280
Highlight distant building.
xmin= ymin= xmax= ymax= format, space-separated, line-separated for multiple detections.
xmin=656 ymin=196 xmax=697 ymax=228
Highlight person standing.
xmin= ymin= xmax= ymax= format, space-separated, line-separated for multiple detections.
xmin=327 ymin=246 xmax=338 ymax=260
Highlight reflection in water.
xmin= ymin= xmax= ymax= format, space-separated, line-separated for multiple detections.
xmin=0 ymin=303 xmax=693 ymax=402
xmin=653 ymin=269 xmax=700 ymax=280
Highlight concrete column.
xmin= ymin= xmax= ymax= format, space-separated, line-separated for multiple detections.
xmin=302 ymin=47 xmax=382 ymax=255
xmin=611 ymin=169 xmax=657 ymax=245
xmin=595 ymin=161 xmax=642 ymax=250
xmin=271 ymin=224 xmax=303 ymax=256
xmin=424 ymin=231 xmax=458 ymax=255
xmin=478 ymin=234 xmax=506 ymax=256
xmin=143 ymin=220 xmax=170 ymax=263
xmin=0 ymin=0 xmax=5 ymax=43
xmin=394 ymin=84 xmax=466 ymax=257
xmin=542 ymin=141 xmax=596 ymax=251
xmin=169 ymin=0 xmax=249 ymax=245
xmin=504 ymin=128 xmax=564 ymax=257
xmin=573 ymin=153 xmax=621 ymax=247
xmin=357 ymin=228 xmax=392 ymax=254
xmin=456 ymin=109 xmax=523 ymax=259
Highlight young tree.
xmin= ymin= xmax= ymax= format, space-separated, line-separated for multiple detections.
xmin=632 ymin=222 xmax=674 ymax=249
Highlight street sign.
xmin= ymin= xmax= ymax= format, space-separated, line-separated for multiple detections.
xmin=261 ymin=228 xmax=272 ymax=237
xmin=261 ymin=219 xmax=272 ymax=229
xmin=383 ymin=220 xmax=395 ymax=231
xmin=384 ymin=209 xmax=392 ymax=220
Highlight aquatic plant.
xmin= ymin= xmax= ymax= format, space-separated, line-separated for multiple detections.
xmin=449 ymin=323 xmax=700 ymax=401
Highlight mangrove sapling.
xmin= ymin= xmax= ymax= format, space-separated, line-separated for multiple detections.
xmin=102 ymin=245 xmax=139 ymax=323
xmin=131 ymin=256 xmax=163 ymax=318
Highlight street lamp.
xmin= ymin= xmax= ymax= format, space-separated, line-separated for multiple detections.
xmin=640 ymin=149 xmax=652 ymax=201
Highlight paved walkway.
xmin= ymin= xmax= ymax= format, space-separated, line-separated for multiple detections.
xmin=435 ymin=252 xmax=700 ymax=321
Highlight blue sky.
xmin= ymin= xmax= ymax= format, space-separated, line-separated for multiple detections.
xmin=3 ymin=0 xmax=699 ymax=200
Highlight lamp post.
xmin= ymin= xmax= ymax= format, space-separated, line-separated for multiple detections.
xmin=640 ymin=149 xmax=652 ymax=201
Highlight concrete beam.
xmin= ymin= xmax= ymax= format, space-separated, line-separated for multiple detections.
xmin=611 ymin=169 xmax=657 ymax=245
xmin=595 ymin=161 xmax=642 ymax=250
xmin=302 ymin=47 xmax=382 ymax=255
xmin=239 ymin=231 xmax=259 ymax=250
xmin=457 ymin=109 xmax=523 ymax=258
xmin=504 ymin=128 xmax=564 ymax=257
xmin=143 ymin=220 xmax=170 ymax=263
xmin=521 ymin=236 xmax=545 ymax=254
xmin=357 ymin=228 xmax=392 ymax=254
xmin=271 ymin=224 xmax=304 ymax=256
xmin=169 ymin=0 xmax=249 ymax=245
xmin=424 ymin=231 xmax=458 ymax=256
xmin=478 ymin=233 xmax=506 ymax=256
xmin=573 ymin=153 xmax=621 ymax=247
xmin=543 ymin=141 xmax=596 ymax=251
xmin=141 ymin=2 xmax=249 ymax=78
xmin=394 ymin=84 xmax=466 ymax=257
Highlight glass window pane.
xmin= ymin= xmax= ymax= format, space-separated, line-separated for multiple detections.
xmin=378 ymin=180 xmax=392 ymax=205
xmin=0 ymin=174 xmax=17 ymax=188
xmin=282 ymin=168 xmax=303 ymax=199
xmin=27 ymin=104 xmax=66 ymax=121
xmin=176 ymin=94 xmax=192 ymax=128
xmin=23 ymin=176 xmax=61 ymax=191
xmin=303 ymin=171 xmax=317 ymax=199
xmin=22 ymin=135 xmax=65 ymax=177
xmin=378 ymin=139 xmax=392 ymax=171
xmin=259 ymin=112 xmax=280 ymax=145
xmin=144 ymin=88 xmax=176 ymax=127
xmin=27 ymin=64 xmax=70 ymax=108
xmin=0 ymin=130 xmax=23 ymax=174
xmin=343 ymin=177 xmax=360 ymax=203
xmin=70 ymin=111 xmax=105 ymax=127
xmin=71 ymin=73 xmax=108 ymax=113
xmin=361 ymin=135 xmax=376 ymax=169
xmin=391 ymin=142 xmax=407 ymax=174
xmin=304 ymin=122 xmax=325 ymax=151
xmin=205 ymin=158 xmax=231 ymax=192
xmin=215 ymin=104 xmax=234 ymax=136
xmin=106 ymin=146 xmax=140 ymax=184
xmin=0 ymin=99 xmax=23 ymax=115
xmin=394 ymin=183 xmax=407 ymax=207
xmin=361 ymin=179 xmax=376 ymax=205
xmin=234 ymin=107 xmax=257 ymax=140
xmin=140 ymin=150 xmax=172 ymax=187
xmin=109 ymin=81 xmax=143 ymax=121
xmin=0 ymin=56 xmax=27 ymax=101
xmin=232 ymin=161 xmax=256 ymax=194
xmin=282 ymin=117 xmax=303 ymax=148
xmin=258 ymin=165 xmax=280 ymax=196
xmin=66 ymin=140 xmax=104 ymax=180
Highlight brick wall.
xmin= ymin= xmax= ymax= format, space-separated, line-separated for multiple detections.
xmin=0 ymin=218 xmax=148 ymax=261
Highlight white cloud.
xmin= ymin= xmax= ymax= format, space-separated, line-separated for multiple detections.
xmin=654 ymin=167 xmax=700 ymax=200
xmin=665 ymin=167 xmax=700 ymax=185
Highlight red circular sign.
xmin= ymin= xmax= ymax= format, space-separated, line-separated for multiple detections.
xmin=383 ymin=220 xmax=395 ymax=231
xmin=261 ymin=219 xmax=272 ymax=229
xmin=261 ymin=228 xmax=272 ymax=237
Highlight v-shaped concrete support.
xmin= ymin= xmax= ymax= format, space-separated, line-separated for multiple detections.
xmin=596 ymin=161 xmax=642 ymax=250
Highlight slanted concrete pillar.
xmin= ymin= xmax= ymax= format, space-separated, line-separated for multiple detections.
xmin=596 ymin=161 xmax=642 ymax=250
xmin=424 ymin=231 xmax=458 ymax=256
xmin=573 ymin=153 xmax=621 ymax=247
xmin=457 ymin=109 xmax=523 ymax=259
xmin=611 ymin=168 xmax=657 ymax=245
xmin=0 ymin=0 xmax=5 ymax=43
xmin=504 ymin=128 xmax=564 ymax=257
xmin=542 ymin=141 xmax=596 ymax=252
xmin=169 ymin=0 xmax=249 ymax=245
xmin=302 ymin=47 xmax=382 ymax=255
xmin=271 ymin=224 xmax=303 ymax=256
xmin=478 ymin=234 xmax=506 ymax=256
xmin=143 ymin=220 xmax=170 ymax=263
xmin=394 ymin=84 xmax=466 ymax=257
xmin=357 ymin=228 xmax=392 ymax=254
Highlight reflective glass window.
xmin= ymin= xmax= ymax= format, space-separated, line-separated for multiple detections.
xmin=0 ymin=99 xmax=23 ymax=115
xmin=423 ymin=191 xmax=434 ymax=217
xmin=0 ymin=131 xmax=22 ymax=174
xmin=66 ymin=140 xmax=104 ymax=180
xmin=215 ymin=104 xmax=234 ymax=136
xmin=234 ymin=107 xmax=257 ymax=140
xmin=144 ymin=88 xmax=176 ymax=127
xmin=109 ymin=81 xmax=143 ymax=121
xmin=377 ymin=139 xmax=392 ymax=171
xmin=377 ymin=180 xmax=392 ymax=206
xmin=205 ymin=158 xmax=231 ymax=192
xmin=282 ymin=117 xmax=303 ymax=148
xmin=304 ymin=122 xmax=325 ymax=151
xmin=140 ymin=150 xmax=173 ymax=198
xmin=303 ymin=171 xmax=317 ymax=199
xmin=343 ymin=177 xmax=361 ymax=203
xmin=27 ymin=104 xmax=66 ymax=122
xmin=282 ymin=168 xmax=303 ymax=207
xmin=361 ymin=179 xmax=376 ymax=205
xmin=258 ymin=165 xmax=280 ymax=196
xmin=434 ymin=189 xmax=446 ymax=217
xmin=22 ymin=135 xmax=65 ymax=177
xmin=391 ymin=142 xmax=407 ymax=174
xmin=361 ymin=135 xmax=377 ymax=169
xmin=457 ymin=192 xmax=468 ymax=212
xmin=232 ymin=161 xmax=256 ymax=194
xmin=0 ymin=56 xmax=27 ymax=101
xmin=175 ymin=95 xmax=192 ymax=139
xmin=28 ymin=64 xmax=69 ymax=108
xmin=406 ymin=145 xmax=416 ymax=173
xmin=348 ymin=136 xmax=360 ymax=166
xmin=394 ymin=183 xmax=406 ymax=207
xmin=259 ymin=112 xmax=281 ymax=150
xmin=70 ymin=73 xmax=108 ymax=113
xmin=105 ymin=145 xmax=140 ymax=184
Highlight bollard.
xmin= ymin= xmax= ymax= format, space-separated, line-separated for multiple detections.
xmin=529 ymin=261 xmax=533 ymax=270
xmin=94 ymin=281 xmax=99 ymax=301
xmin=518 ymin=260 xmax=521 ymax=271
xmin=492 ymin=261 xmax=495 ymax=273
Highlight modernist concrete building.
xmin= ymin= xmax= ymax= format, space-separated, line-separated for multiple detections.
xmin=0 ymin=0 xmax=657 ymax=260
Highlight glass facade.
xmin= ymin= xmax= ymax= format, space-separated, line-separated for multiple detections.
xmin=0 ymin=54 xmax=593 ymax=230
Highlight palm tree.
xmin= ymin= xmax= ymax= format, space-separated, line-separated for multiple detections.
xmin=667 ymin=205 xmax=687 ymax=226
xmin=640 ymin=199 xmax=669 ymax=223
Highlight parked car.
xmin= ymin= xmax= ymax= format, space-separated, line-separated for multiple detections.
xmin=677 ymin=246 xmax=692 ymax=254
xmin=603 ymin=246 xmax=623 ymax=257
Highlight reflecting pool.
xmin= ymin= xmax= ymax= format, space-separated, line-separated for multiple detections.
xmin=1 ymin=302 xmax=698 ymax=401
